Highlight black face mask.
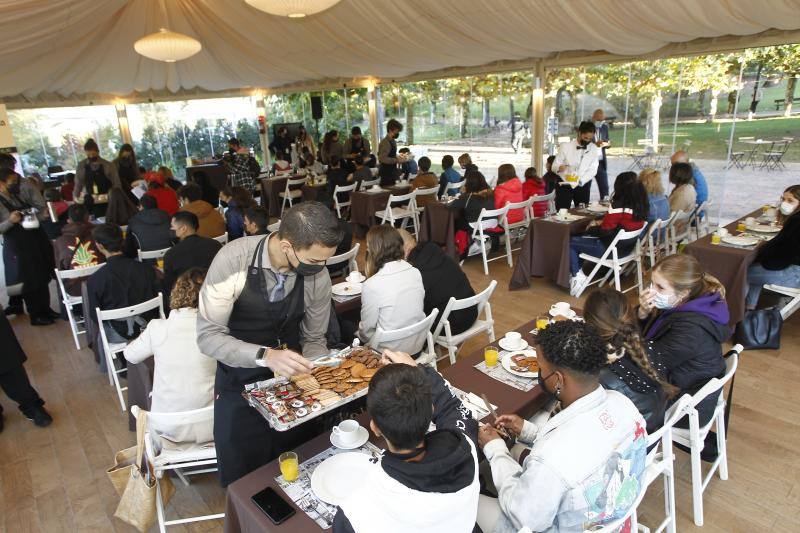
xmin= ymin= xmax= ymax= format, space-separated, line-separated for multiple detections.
xmin=286 ymin=245 xmax=325 ymax=276
xmin=169 ymin=229 xmax=178 ymax=241
xmin=88 ymin=155 xmax=99 ymax=162
xmin=219 ymin=200 xmax=228 ymax=209
xmin=578 ymin=139 xmax=590 ymax=148
xmin=6 ymin=182 xmax=20 ymax=196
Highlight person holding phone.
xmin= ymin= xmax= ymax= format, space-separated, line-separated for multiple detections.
xmin=197 ymin=202 xmax=344 ymax=487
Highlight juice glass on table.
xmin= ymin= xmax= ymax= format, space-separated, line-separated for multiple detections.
xmin=279 ymin=452 xmax=299 ymax=482
xmin=535 ymin=316 xmax=550 ymax=332
xmin=737 ymin=221 xmax=746 ymax=233
xmin=711 ymin=233 xmax=721 ymax=245
xmin=484 ymin=346 xmax=499 ymax=367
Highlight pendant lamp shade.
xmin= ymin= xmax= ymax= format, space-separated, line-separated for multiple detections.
xmin=244 ymin=0 xmax=342 ymax=18
xmin=134 ymin=28 xmax=202 ymax=62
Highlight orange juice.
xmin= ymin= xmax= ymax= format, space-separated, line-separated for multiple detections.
xmin=156 ymin=258 xmax=164 ymax=270
xmin=279 ymin=452 xmax=299 ymax=482
xmin=536 ymin=317 xmax=549 ymax=330
xmin=737 ymin=222 xmax=746 ymax=232
xmin=711 ymin=233 xmax=721 ymax=245
xmin=484 ymin=347 xmax=499 ymax=367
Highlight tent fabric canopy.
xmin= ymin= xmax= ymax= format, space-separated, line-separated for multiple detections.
xmin=1 ymin=0 xmax=799 ymax=102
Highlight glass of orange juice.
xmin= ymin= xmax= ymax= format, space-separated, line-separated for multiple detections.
xmin=279 ymin=452 xmax=299 ymax=482
xmin=535 ymin=316 xmax=550 ymax=331
xmin=711 ymin=233 xmax=721 ymax=245
xmin=484 ymin=346 xmax=499 ymax=367
xmin=156 ymin=258 xmax=164 ymax=270
xmin=736 ymin=221 xmax=746 ymax=232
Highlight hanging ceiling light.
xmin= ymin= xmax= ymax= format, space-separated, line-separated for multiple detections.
xmin=134 ymin=28 xmax=201 ymax=62
xmin=245 ymin=0 xmax=342 ymax=18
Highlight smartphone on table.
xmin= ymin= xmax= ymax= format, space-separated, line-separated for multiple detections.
xmin=251 ymin=486 xmax=296 ymax=525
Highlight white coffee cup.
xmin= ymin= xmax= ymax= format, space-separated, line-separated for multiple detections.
xmin=551 ymin=301 xmax=571 ymax=315
xmin=370 ymin=185 xmax=380 ymax=190
xmin=557 ymin=208 xmax=568 ymax=218
xmin=718 ymin=228 xmax=729 ymax=237
xmin=745 ymin=217 xmax=755 ymax=225
xmin=346 ymin=271 xmax=365 ymax=283
xmin=504 ymin=331 xmax=523 ymax=348
xmin=332 ymin=420 xmax=360 ymax=446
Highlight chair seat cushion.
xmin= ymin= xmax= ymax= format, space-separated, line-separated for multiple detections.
xmin=151 ymin=437 xmax=217 ymax=467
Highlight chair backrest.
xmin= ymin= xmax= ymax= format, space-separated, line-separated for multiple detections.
xmin=501 ymin=196 xmax=535 ymax=225
xmin=359 ymin=177 xmax=380 ymax=190
xmin=472 ymin=205 xmax=509 ymax=236
xmin=414 ymin=186 xmax=439 ymax=199
xmin=388 ymin=191 xmax=416 ymax=204
xmin=530 ymin=190 xmax=556 ymax=216
xmin=433 ymin=280 xmax=497 ymax=339
xmin=213 ymin=232 xmax=228 ymax=244
xmin=334 ymin=183 xmax=357 ymax=196
xmin=46 ymin=201 xmax=58 ymax=221
xmin=325 ymin=242 xmax=360 ymax=272
xmin=607 ymin=225 xmax=646 ymax=252
xmin=137 ymin=246 xmax=170 ymax=261
xmin=96 ymin=293 xmax=166 ymax=322
xmin=55 ymin=263 xmax=106 ymax=299
xmin=131 ymin=404 xmax=214 ymax=427
xmin=448 ymin=180 xmax=465 ymax=192
xmin=686 ymin=345 xmax=741 ymax=410
xmin=286 ymin=177 xmax=308 ymax=188
xmin=372 ymin=309 xmax=439 ymax=346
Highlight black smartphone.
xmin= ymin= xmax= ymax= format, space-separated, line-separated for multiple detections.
xmin=251 ymin=486 xmax=296 ymax=525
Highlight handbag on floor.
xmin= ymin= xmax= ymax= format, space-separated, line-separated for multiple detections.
xmin=109 ymin=410 xmax=175 ymax=532
xmin=734 ymin=308 xmax=782 ymax=350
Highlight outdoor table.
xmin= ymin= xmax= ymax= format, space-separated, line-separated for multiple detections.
xmin=349 ymin=185 xmax=409 ymax=238
xmin=418 ymin=201 xmax=458 ymax=259
xmin=302 ymin=182 xmax=327 ymax=203
xmin=223 ymin=319 xmax=546 ymax=533
xmin=509 ymin=211 xmax=596 ymax=290
xmin=684 ymin=208 xmax=764 ymax=325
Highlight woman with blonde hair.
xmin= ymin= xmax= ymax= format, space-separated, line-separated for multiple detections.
xmin=639 ymin=254 xmax=730 ymax=426
xmin=638 ymin=167 xmax=669 ymax=225
xmin=358 ymin=225 xmax=426 ymax=354
xmin=123 ymin=268 xmax=217 ymax=443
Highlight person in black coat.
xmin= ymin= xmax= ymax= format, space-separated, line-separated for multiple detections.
xmin=326 ymin=216 xmax=354 ymax=277
xmin=124 ymin=195 xmax=172 ymax=258
xmin=745 ymin=185 xmax=800 ymax=309
xmin=584 ymin=288 xmax=676 ymax=435
xmin=163 ymin=211 xmax=222 ymax=310
xmin=399 ymin=230 xmax=478 ymax=336
xmin=0 ymin=306 xmax=53 ymax=430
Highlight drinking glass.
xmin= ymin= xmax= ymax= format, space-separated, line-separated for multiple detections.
xmin=737 ymin=221 xmax=746 ymax=233
xmin=279 ymin=452 xmax=299 ymax=482
xmin=711 ymin=233 xmax=721 ymax=245
xmin=484 ymin=346 xmax=499 ymax=367
xmin=535 ymin=316 xmax=550 ymax=332
xmin=156 ymin=258 xmax=164 ymax=270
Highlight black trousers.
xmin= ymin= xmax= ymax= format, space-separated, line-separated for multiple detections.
xmin=8 ymin=286 xmax=51 ymax=319
xmin=0 ymin=364 xmax=43 ymax=415
xmin=595 ymin=161 xmax=609 ymax=199
xmin=555 ymin=182 xmax=592 ymax=210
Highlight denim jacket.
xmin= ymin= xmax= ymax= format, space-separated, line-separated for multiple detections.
xmin=483 ymin=387 xmax=647 ymax=532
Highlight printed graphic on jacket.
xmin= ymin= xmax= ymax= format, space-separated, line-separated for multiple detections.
xmin=69 ymin=238 xmax=100 ymax=269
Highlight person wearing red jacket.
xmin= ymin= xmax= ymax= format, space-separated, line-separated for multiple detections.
xmin=521 ymin=167 xmax=548 ymax=218
xmin=569 ymin=172 xmax=648 ymax=295
xmin=494 ymin=164 xmax=524 ymax=224
xmin=144 ymin=171 xmax=179 ymax=215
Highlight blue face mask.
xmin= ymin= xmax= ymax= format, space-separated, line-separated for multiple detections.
xmin=651 ymin=287 xmax=675 ymax=310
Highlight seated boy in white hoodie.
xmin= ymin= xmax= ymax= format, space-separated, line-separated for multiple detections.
xmin=333 ymin=350 xmax=480 ymax=533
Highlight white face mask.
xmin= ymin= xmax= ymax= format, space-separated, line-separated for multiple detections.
xmin=780 ymin=201 xmax=797 ymax=216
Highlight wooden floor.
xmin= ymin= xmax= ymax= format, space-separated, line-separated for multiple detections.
xmin=1 ymin=237 xmax=797 ymax=533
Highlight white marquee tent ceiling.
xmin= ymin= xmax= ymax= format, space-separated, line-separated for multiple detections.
xmin=1 ymin=0 xmax=799 ymax=104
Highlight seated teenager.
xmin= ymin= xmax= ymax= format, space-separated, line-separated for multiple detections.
xmin=448 ymin=170 xmax=496 ymax=257
xmin=409 ymin=156 xmax=438 ymax=208
xmin=398 ymin=147 xmax=418 ymax=179
xmin=162 ymin=211 xmax=222 ymax=305
xmin=358 ymin=226 xmax=426 ymax=354
xmin=144 ymin=171 xmax=179 ymax=215
xmin=243 ymin=206 xmax=270 ymax=236
xmin=333 ymin=350 xmax=479 ymax=533
xmin=745 ymin=185 xmax=800 ymax=309
xmin=542 ymin=155 xmax=560 ymax=194
xmin=639 ymin=254 xmax=729 ymax=427
xmin=326 ymin=215 xmax=354 ymax=277
xmin=325 ymin=155 xmax=352 ymax=209
xmin=53 ymin=204 xmax=104 ymax=296
xmin=124 ymin=268 xmax=217 ymax=443
xmin=104 ymin=186 xmax=138 ymax=226
xmin=521 ymin=166 xmax=548 ymax=217
xmin=569 ymin=172 xmax=648 ymax=296
xmin=351 ymin=155 xmax=373 ymax=186
xmin=477 ymin=320 xmax=647 ymax=533
xmin=584 ymin=287 xmax=677 ymax=435
xmin=438 ymin=154 xmax=462 ymax=196
xmin=178 ymin=183 xmax=226 ymax=239
xmin=398 ymin=229 xmax=477 ymax=336
xmin=494 ymin=164 xmax=524 ymax=224
xmin=124 ymin=194 xmax=172 ymax=258
xmin=638 ymin=168 xmax=669 ymax=225
xmin=221 ymin=186 xmax=256 ymax=240
xmin=667 ymin=162 xmax=696 ymax=216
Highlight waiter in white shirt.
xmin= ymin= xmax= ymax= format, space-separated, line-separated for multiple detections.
xmin=551 ymin=121 xmax=600 ymax=209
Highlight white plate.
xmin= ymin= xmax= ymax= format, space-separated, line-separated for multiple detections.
xmin=332 ymin=282 xmax=362 ymax=297
xmin=501 ymin=350 xmax=538 ymax=378
xmin=498 ymin=337 xmax=529 ymax=351
xmin=549 ymin=308 xmax=576 ymax=319
xmin=722 ymin=235 xmax=759 ymax=247
xmin=552 ymin=214 xmax=583 ymax=222
xmin=746 ymin=223 xmax=780 ymax=234
xmin=311 ymin=452 xmax=374 ymax=505
xmin=586 ymin=204 xmax=609 ymax=213
xmin=330 ymin=426 xmax=369 ymax=450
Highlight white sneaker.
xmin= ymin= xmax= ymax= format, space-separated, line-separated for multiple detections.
xmin=468 ymin=241 xmax=483 ymax=257
xmin=570 ymin=271 xmax=587 ymax=296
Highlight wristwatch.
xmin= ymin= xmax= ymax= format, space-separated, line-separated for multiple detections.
xmin=255 ymin=346 xmax=269 ymax=367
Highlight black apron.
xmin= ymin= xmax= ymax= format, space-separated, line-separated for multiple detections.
xmin=213 ymin=236 xmax=316 ymax=487
xmin=0 ymin=194 xmax=53 ymax=291
xmin=379 ymin=137 xmax=398 ymax=186
xmin=84 ymin=162 xmax=112 ymax=218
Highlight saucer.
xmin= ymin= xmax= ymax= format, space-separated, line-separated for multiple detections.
xmin=330 ymin=426 xmax=369 ymax=450
xmin=346 ymin=273 xmax=366 ymax=283
xmin=498 ymin=338 xmax=529 ymax=352
xmin=549 ymin=308 xmax=576 ymax=319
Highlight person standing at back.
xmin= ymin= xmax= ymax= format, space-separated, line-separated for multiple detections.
xmin=113 ymin=143 xmax=141 ymax=204
xmin=592 ymin=109 xmax=611 ymax=200
xmin=74 ymin=138 xmax=120 ymax=218
xmin=552 ymin=121 xmax=600 ymax=209
xmin=178 ymin=183 xmax=226 ymax=239
xmin=378 ymin=119 xmax=403 ymax=186
xmin=162 ymin=211 xmax=222 ymax=306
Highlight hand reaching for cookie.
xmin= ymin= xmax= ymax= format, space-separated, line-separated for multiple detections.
xmin=381 ymin=349 xmax=418 ymax=367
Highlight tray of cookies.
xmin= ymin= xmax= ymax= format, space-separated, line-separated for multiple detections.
xmin=243 ymin=346 xmax=384 ymax=431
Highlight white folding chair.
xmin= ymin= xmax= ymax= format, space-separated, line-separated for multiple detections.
xmin=691 ymin=200 xmax=712 ymax=239
xmin=370 ymin=309 xmax=439 ymax=368
xmin=279 ymin=176 xmax=308 ymax=215
xmin=530 ymin=190 xmax=556 ymax=218
xmin=131 ymin=406 xmax=223 ymax=533
xmin=446 ymin=179 xmax=465 ymax=195
xmin=46 ymin=201 xmax=58 ymax=221
xmin=412 ymin=186 xmax=439 ymax=213
xmin=325 ymin=243 xmax=360 ymax=276
xmin=763 ymin=284 xmax=800 ymax=319
xmin=358 ymin=177 xmax=380 ymax=190
xmin=671 ymin=345 xmax=741 ymax=526
xmin=54 ymin=263 xmax=106 ymax=350
xmin=137 ymin=247 xmax=170 ymax=262
xmin=500 ymin=196 xmax=535 ymax=248
xmin=96 ymin=294 xmax=166 ymax=412
xmin=267 ymin=220 xmax=281 ymax=233
xmin=468 ymin=205 xmax=512 ymax=276
xmin=333 ymin=183 xmax=357 ymax=218
xmin=432 ymin=280 xmax=497 ymax=364
xmin=667 ymin=209 xmax=693 ymax=254
xmin=573 ymin=226 xmax=646 ymax=298
xmin=376 ymin=191 xmax=420 ymax=235
xmin=644 ymin=215 xmax=673 ymax=270
xmin=212 ymin=232 xmax=228 ymax=245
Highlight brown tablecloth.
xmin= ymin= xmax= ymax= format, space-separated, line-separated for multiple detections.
xmin=127 ymin=357 xmax=155 ymax=430
xmin=223 ymin=320 xmax=545 ymax=533
xmin=302 ymin=183 xmax=327 ymax=203
xmin=418 ymin=202 xmax=457 ymax=260
xmin=509 ymin=213 xmax=595 ymax=290
xmin=684 ymin=208 xmax=763 ymax=325
xmin=260 ymin=176 xmax=290 ymax=218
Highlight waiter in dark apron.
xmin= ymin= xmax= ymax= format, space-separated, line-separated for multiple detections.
xmin=197 ymin=201 xmax=344 ymax=487
xmin=74 ymin=138 xmax=120 ymax=219
xmin=0 ymin=168 xmax=56 ymax=326
xmin=377 ymin=119 xmax=403 ymax=187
